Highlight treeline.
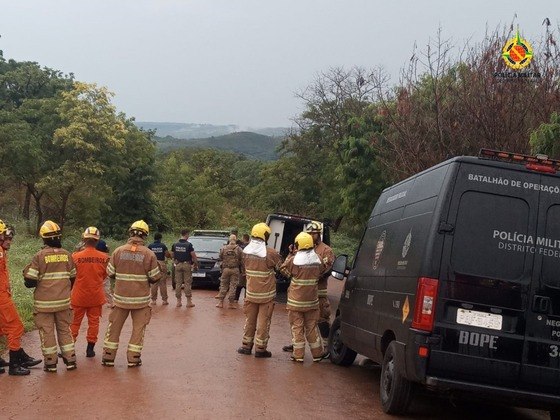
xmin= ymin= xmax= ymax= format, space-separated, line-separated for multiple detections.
xmin=1 ymin=24 xmax=560 ymax=239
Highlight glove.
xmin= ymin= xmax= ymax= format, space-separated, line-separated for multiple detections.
xmin=24 ymin=278 xmax=38 ymax=288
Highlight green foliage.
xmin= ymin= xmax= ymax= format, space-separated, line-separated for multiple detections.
xmin=530 ymin=113 xmax=560 ymax=158
xmin=155 ymin=131 xmax=283 ymax=160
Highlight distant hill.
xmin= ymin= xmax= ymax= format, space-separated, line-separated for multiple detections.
xmin=136 ymin=121 xmax=290 ymax=139
xmin=154 ymin=131 xmax=284 ymax=160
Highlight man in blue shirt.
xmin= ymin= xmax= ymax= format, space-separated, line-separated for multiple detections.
xmin=171 ymin=230 xmax=198 ymax=308
xmin=148 ymin=233 xmax=171 ymax=305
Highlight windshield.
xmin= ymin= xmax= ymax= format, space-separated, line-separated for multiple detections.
xmin=189 ymin=237 xmax=227 ymax=253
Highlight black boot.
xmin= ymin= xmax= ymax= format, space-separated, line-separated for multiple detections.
xmin=86 ymin=342 xmax=95 ymax=358
xmin=0 ymin=356 xmax=8 ymax=367
xmin=19 ymin=349 xmax=42 ymax=368
xmin=8 ymin=350 xmax=30 ymax=376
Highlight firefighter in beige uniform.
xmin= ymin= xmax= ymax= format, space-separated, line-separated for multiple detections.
xmin=305 ymin=221 xmax=334 ymax=339
xmin=23 ymin=220 xmax=77 ymax=372
xmin=280 ymin=232 xmax=329 ymax=362
xmin=216 ymin=234 xmax=243 ymax=309
xmin=102 ymin=220 xmax=162 ymax=367
xmin=237 ymin=223 xmax=282 ymax=358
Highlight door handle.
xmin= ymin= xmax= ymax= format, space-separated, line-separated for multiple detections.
xmin=533 ymin=295 xmax=551 ymax=314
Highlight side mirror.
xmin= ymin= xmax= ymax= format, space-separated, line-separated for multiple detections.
xmin=331 ymin=254 xmax=348 ymax=280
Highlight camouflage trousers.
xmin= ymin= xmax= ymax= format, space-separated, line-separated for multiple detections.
xmin=218 ymin=267 xmax=239 ymax=302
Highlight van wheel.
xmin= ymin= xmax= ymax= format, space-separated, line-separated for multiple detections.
xmin=380 ymin=341 xmax=412 ymax=414
xmin=328 ymin=317 xmax=357 ymax=366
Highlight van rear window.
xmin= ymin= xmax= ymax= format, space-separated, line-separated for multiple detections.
xmin=451 ymin=192 xmax=529 ymax=281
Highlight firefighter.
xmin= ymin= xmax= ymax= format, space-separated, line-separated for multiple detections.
xmin=282 ymin=220 xmax=335 ymax=353
xmin=23 ymin=220 xmax=77 ymax=372
xmin=237 ymin=223 xmax=282 ymax=358
xmin=70 ymin=227 xmax=110 ymax=358
xmin=216 ymin=234 xmax=243 ymax=309
xmin=101 ymin=220 xmax=162 ymax=368
xmin=0 ymin=222 xmax=41 ymax=375
xmin=306 ymin=221 xmax=335 ymax=338
xmin=280 ymin=232 xmax=329 ymax=362
xmin=171 ymin=229 xmax=198 ymax=308
xmin=148 ymin=232 xmax=172 ymax=305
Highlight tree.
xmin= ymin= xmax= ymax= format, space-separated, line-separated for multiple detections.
xmin=530 ymin=112 xmax=560 ymax=157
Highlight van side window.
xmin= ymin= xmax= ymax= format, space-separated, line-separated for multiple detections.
xmin=541 ymin=204 xmax=560 ymax=288
xmin=451 ymin=192 xmax=529 ymax=281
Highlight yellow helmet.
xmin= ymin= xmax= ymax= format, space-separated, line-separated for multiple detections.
xmin=0 ymin=220 xmax=14 ymax=238
xmin=305 ymin=221 xmax=323 ymax=234
xmin=40 ymin=220 xmax=62 ymax=238
xmin=82 ymin=226 xmax=101 ymax=240
xmin=251 ymin=222 xmax=271 ymax=241
xmin=129 ymin=220 xmax=149 ymax=236
xmin=295 ymin=232 xmax=314 ymax=251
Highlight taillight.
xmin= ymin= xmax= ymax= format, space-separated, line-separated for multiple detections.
xmin=411 ymin=277 xmax=439 ymax=332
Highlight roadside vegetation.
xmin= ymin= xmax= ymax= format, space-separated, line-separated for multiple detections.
xmin=0 ymin=22 xmax=560 ymax=332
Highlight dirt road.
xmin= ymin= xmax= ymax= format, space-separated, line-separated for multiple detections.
xmin=2 ymin=286 xmax=550 ymax=420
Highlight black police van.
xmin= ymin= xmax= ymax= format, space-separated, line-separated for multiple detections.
xmin=330 ymin=149 xmax=560 ymax=418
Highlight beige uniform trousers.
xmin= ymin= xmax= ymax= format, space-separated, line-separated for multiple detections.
xmin=151 ymin=261 xmax=168 ymax=302
xmin=288 ymin=308 xmax=323 ymax=359
xmin=242 ymin=300 xmax=274 ymax=351
xmin=175 ymin=262 xmax=193 ymax=298
xmin=103 ymin=306 xmax=151 ymax=364
xmin=218 ymin=267 xmax=240 ymax=302
xmin=35 ymin=309 xmax=76 ymax=366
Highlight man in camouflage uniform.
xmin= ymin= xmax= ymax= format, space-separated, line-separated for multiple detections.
xmin=101 ymin=220 xmax=162 ymax=368
xmin=23 ymin=220 xmax=77 ymax=372
xmin=237 ymin=223 xmax=282 ymax=358
xmin=216 ymin=234 xmax=243 ymax=309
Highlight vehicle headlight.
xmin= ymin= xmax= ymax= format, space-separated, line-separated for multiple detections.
xmin=214 ymin=261 xmax=221 ymax=269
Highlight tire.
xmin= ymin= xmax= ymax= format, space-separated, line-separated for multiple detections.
xmin=328 ymin=317 xmax=357 ymax=366
xmin=380 ymin=341 xmax=413 ymax=415
xmin=550 ymin=411 xmax=560 ymax=420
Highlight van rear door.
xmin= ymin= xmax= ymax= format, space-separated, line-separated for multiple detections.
xmin=429 ymin=162 xmax=539 ymax=388
xmin=522 ymin=174 xmax=560 ymax=394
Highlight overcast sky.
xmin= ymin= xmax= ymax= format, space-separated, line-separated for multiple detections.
xmin=0 ymin=1 xmax=557 ymax=128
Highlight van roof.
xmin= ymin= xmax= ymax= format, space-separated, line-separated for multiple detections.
xmin=383 ymin=152 xmax=560 ymax=194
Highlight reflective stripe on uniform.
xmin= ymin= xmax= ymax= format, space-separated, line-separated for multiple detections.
xmin=245 ymin=269 xmax=273 ymax=278
xmin=41 ymin=271 xmax=71 ymax=280
xmin=318 ymin=289 xmax=328 ymax=297
xmin=60 ymin=342 xmax=75 ymax=352
xmin=287 ymin=298 xmax=319 ymax=308
xmin=148 ymin=266 xmax=160 ymax=278
xmin=290 ymin=278 xmax=318 ymax=286
xmin=26 ymin=268 xmax=39 ymax=279
xmin=245 ymin=290 xmax=276 ymax=300
xmin=292 ymin=342 xmax=306 ymax=349
xmin=113 ymin=294 xmax=151 ymax=305
xmin=70 ymin=268 xmax=76 ymax=277
xmin=42 ymin=345 xmax=58 ymax=355
xmin=107 ymin=263 xmax=116 ymax=276
xmin=128 ymin=343 xmax=143 ymax=352
xmin=242 ymin=335 xmax=254 ymax=344
xmin=35 ymin=298 xmax=71 ymax=309
xmin=115 ymin=273 xmax=148 ymax=282
xmin=309 ymin=334 xmax=323 ymax=349
xmin=104 ymin=340 xmax=119 ymax=350
xmin=254 ymin=337 xmax=268 ymax=346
